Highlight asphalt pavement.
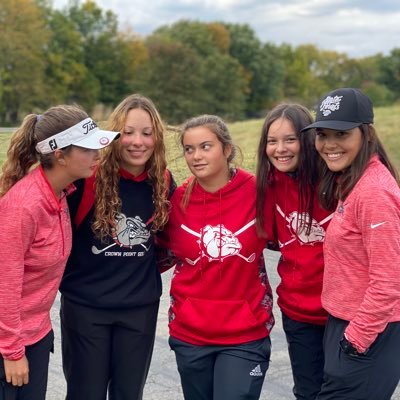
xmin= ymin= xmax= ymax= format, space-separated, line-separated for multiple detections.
xmin=47 ymin=250 xmax=400 ymax=399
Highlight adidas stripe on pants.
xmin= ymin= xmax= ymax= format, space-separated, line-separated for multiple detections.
xmin=169 ymin=336 xmax=271 ymax=400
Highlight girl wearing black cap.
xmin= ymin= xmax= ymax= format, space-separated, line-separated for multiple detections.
xmin=302 ymin=88 xmax=400 ymax=400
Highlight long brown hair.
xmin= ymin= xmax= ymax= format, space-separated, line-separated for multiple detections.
xmin=93 ymin=94 xmax=170 ymax=241
xmin=318 ymin=124 xmax=399 ymax=210
xmin=256 ymin=103 xmax=319 ymax=237
xmin=0 ymin=105 xmax=87 ymax=196
xmin=178 ymin=114 xmax=240 ymax=209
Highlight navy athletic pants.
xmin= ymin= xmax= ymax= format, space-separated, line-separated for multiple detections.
xmin=60 ymin=296 xmax=159 ymax=400
xmin=282 ymin=312 xmax=325 ymax=400
xmin=317 ymin=315 xmax=400 ymax=400
xmin=0 ymin=330 xmax=54 ymax=400
xmin=169 ymin=335 xmax=271 ymax=400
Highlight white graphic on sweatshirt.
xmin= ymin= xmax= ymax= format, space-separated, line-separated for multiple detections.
xmin=276 ymin=204 xmax=333 ymax=248
xmin=181 ymin=219 xmax=256 ymax=265
xmin=320 ymin=95 xmax=343 ymax=116
xmin=91 ymin=213 xmax=151 ymax=254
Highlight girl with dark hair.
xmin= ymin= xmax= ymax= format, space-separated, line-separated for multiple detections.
xmin=59 ymin=94 xmax=175 ymax=400
xmin=158 ymin=114 xmax=274 ymax=400
xmin=256 ymin=104 xmax=333 ymax=400
xmin=302 ymin=87 xmax=400 ymax=400
xmin=0 ymin=105 xmax=117 ymax=400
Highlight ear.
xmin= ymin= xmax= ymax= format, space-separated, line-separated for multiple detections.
xmin=224 ymin=143 xmax=233 ymax=160
xmin=54 ymin=149 xmax=66 ymax=165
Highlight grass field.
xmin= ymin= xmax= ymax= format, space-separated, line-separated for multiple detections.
xmin=1 ymin=104 xmax=399 ymax=184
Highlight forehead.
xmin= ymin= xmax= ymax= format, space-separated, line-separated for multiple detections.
xmin=125 ymin=108 xmax=152 ymax=126
xmin=268 ymin=118 xmax=295 ymax=136
xmin=183 ymin=126 xmax=218 ymax=144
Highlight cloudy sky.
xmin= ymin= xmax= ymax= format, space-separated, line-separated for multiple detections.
xmin=54 ymin=0 xmax=400 ymax=58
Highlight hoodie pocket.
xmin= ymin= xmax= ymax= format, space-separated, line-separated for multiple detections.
xmin=171 ymin=297 xmax=259 ymax=340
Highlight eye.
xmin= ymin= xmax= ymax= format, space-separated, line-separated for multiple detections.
xmin=184 ymin=146 xmax=193 ymax=154
xmin=143 ymin=130 xmax=153 ymax=136
xmin=285 ymin=137 xmax=298 ymax=143
xmin=266 ymin=139 xmax=277 ymax=145
xmin=202 ymin=143 xmax=211 ymax=150
xmin=316 ymin=131 xmax=326 ymax=138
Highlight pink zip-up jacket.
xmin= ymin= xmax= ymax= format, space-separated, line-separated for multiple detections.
xmin=0 ymin=167 xmax=74 ymax=360
xmin=322 ymin=156 xmax=400 ymax=353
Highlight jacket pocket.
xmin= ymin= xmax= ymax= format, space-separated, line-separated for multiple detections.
xmin=171 ymin=297 xmax=259 ymax=341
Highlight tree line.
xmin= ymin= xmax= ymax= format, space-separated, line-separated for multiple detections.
xmin=1 ymin=0 xmax=400 ymax=124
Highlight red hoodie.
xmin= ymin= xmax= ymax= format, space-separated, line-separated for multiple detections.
xmin=264 ymin=170 xmax=333 ymax=325
xmin=163 ymin=169 xmax=274 ymax=345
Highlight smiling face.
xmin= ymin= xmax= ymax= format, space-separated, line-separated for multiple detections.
xmin=266 ymin=117 xmax=300 ymax=173
xmin=118 ymin=108 xmax=155 ymax=176
xmin=183 ymin=126 xmax=232 ymax=191
xmin=315 ymin=127 xmax=363 ymax=172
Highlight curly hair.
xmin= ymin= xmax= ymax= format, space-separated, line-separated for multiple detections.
xmin=0 ymin=105 xmax=87 ymax=196
xmin=92 ymin=94 xmax=170 ymax=242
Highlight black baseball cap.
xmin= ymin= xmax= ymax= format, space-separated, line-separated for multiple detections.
xmin=301 ymin=88 xmax=374 ymax=132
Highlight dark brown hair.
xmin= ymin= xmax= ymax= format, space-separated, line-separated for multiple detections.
xmin=256 ymin=103 xmax=319 ymax=237
xmin=318 ymin=124 xmax=399 ymax=210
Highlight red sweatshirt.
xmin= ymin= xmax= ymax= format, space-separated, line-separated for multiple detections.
xmin=322 ymin=156 xmax=400 ymax=353
xmin=264 ymin=170 xmax=333 ymax=325
xmin=163 ymin=169 xmax=274 ymax=345
xmin=0 ymin=167 xmax=73 ymax=360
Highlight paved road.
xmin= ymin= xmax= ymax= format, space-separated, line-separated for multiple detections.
xmin=47 ymin=250 xmax=400 ymax=399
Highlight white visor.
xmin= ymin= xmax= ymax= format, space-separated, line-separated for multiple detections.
xmin=35 ymin=118 xmax=119 ymax=154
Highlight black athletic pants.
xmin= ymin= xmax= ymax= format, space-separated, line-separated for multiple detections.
xmin=60 ymin=296 xmax=159 ymax=400
xmin=169 ymin=335 xmax=271 ymax=400
xmin=282 ymin=312 xmax=325 ymax=400
xmin=0 ymin=330 xmax=54 ymax=400
xmin=317 ymin=315 xmax=400 ymax=400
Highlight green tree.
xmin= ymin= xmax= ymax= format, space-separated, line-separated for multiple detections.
xmin=224 ymin=23 xmax=284 ymax=115
xmin=132 ymin=36 xmax=209 ymax=124
xmin=0 ymin=0 xmax=49 ymax=122
xmin=378 ymin=48 xmax=400 ymax=100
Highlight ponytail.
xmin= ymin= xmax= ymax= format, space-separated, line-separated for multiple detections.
xmin=0 ymin=114 xmax=39 ymax=196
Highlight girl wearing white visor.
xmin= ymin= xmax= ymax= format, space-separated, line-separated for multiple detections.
xmin=0 ymin=104 xmax=118 ymax=400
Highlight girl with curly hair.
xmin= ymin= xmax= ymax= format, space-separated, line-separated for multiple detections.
xmin=59 ymin=94 xmax=175 ymax=400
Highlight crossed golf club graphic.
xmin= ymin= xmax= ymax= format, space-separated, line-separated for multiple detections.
xmin=181 ymin=219 xmax=257 ymax=265
xmin=91 ymin=213 xmax=151 ymax=254
xmin=275 ymin=204 xmax=333 ymax=248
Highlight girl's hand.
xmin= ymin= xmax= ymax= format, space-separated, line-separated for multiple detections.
xmin=4 ymin=356 xmax=29 ymax=386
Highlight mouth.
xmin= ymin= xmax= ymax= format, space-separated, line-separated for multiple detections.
xmin=325 ymin=153 xmax=344 ymax=161
xmin=192 ymin=164 xmax=207 ymax=169
xmin=275 ymin=156 xmax=293 ymax=163
xmin=127 ymin=149 xmax=146 ymax=157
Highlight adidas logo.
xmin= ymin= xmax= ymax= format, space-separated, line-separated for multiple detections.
xmin=249 ymin=364 xmax=263 ymax=377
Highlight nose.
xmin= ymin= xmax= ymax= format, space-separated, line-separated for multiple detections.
xmin=276 ymin=140 xmax=286 ymax=153
xmin=193 ymin=148 xmax=202 ymax=160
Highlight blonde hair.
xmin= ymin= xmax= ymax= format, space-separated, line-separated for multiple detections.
xmin=0 ymin=105 xmax=88 ymax=196
xmin=93 ymin=94 xmax=170 ymax=241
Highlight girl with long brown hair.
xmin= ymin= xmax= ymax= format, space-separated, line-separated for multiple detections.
xmin=59 ymin=94 xmax=174 ymax=400
xmin=0 ymin=105 xmax=117 ymax=400
xmin=303 ymin=88 xmax=400 ymax=400
xmin=255 ymin=103 xmax=334 ymax=400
